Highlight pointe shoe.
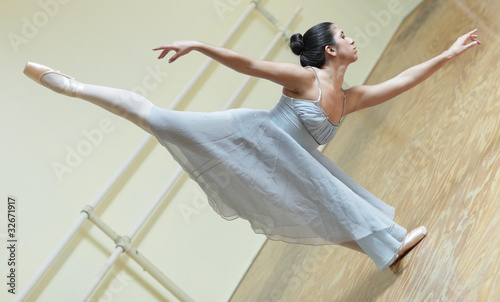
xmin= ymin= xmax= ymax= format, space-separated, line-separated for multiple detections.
xmin=23 ymin=62 xmax=83 ymax=98
xmin=398 ymin=226 xmax=427 ymax=257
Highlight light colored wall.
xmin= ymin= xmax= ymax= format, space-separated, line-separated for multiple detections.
xmin=0 ymin=0 xmax=421 ymax=301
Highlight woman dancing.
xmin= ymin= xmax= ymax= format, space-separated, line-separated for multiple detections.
xmin=23 ymin=22 xmax=480 ymax=270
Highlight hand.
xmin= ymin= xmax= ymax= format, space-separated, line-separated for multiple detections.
xmin=444 ymin=29 xmax=481 ymax=59
xmin=152 ymin=41 xmax=201 ymax=63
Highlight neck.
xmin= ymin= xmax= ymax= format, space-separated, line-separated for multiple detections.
xmin=321 ymin=59 xmax=349 ymax=91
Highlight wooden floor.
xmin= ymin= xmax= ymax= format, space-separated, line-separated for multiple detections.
xmin=230 ymin=0 xmax=500 ymax=301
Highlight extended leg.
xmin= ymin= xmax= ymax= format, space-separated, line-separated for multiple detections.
xmin=24 ymin=62 xmax=154 ymax=135
xmin=79 ymin=83 xmax=154 ymax=134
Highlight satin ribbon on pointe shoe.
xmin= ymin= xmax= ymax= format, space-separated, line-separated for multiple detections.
xmin=23 ymin=62 xmax=83 ymax=98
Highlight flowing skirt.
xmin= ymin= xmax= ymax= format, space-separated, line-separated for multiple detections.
xmin=149 ymin=105 xmax=400 ymax=246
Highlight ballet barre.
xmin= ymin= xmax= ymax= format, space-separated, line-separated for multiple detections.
xmin=15 ymin=1 xmax=302 ymax=301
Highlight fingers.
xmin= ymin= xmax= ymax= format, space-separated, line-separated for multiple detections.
xmin=157 ymin=50 xmax=170 ymax=60
xmin=159 ymin=51 xmax=168 ymax=59
xmin=461 ymin=29 xmax=481 ymax=44
xmin=458 ymin=29 xmax=481 ymax=54
xmin=152 ymin=46 xmax=175 ymax=60
xmin=471 ymin=34 xmax=481 ymax=45
xmin=168 ymin=54 xmax=179 ymax=63
xmin=466 ymin=28 xmax=478 ymax=36
xmin=464 ymin=40 xmax=479 ymax=50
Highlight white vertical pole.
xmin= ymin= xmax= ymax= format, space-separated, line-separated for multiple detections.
xmin=81 ymin=205 xmax=195 ymax=302
xmin=79 ymin=246 xmax=124 ymax=302
xmin=222 ymin=6 xmax=302 ymax=110
xmin=18 ymin=2 xmax=302 ymax=301
xmin=168 ymin=1 xmax=258 ymax=109
xmin=14 ymin=213 xmax=89 ymax=302
xmin=80 ymin=3 xmax=303 ymax=302
xmin=75 ymin=2 xmax=261 ymax=301
xmin=14 ymin=136 xmax=151 ymax=302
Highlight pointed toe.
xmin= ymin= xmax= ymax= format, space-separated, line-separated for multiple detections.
xmin=23 ymin=62 xmax=73 ymax=87
xmin=398 ymin=226 xmax=427 ymax=257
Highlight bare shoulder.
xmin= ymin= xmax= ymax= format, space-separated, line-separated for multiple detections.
xmin=249 ymin=60 xmax=313 ymax=94
xmin=281 ymin=66 xmax=320 ymax=98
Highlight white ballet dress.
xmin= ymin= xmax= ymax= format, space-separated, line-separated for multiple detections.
xmin=149 ymin=67 xmax=406 ymax=269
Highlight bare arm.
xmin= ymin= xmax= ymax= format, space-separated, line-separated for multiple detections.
xmin=345 ymin=29 xmax=481 ymax=114
xmin=153 ymin=41 xmax=311 ymax=93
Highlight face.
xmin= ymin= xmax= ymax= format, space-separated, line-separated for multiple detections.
xmin=331 ymin=24 xmax=358 ymax=63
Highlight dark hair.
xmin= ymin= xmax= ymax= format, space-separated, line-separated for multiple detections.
xmin=289 ymin=22 xmax=336 ymax=67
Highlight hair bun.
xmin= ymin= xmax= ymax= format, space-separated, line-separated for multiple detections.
xmin=290 ymin=33 xmax=304 ymax=55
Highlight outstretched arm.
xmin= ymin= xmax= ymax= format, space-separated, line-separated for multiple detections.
xmin=153 ymin=41 xmax=311 ymax=93
xmin=345 ymin=29 xmax=481 ymax=114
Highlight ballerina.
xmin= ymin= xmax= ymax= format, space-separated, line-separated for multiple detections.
xmin=23 ymin=22 xmax=480 ymax=270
